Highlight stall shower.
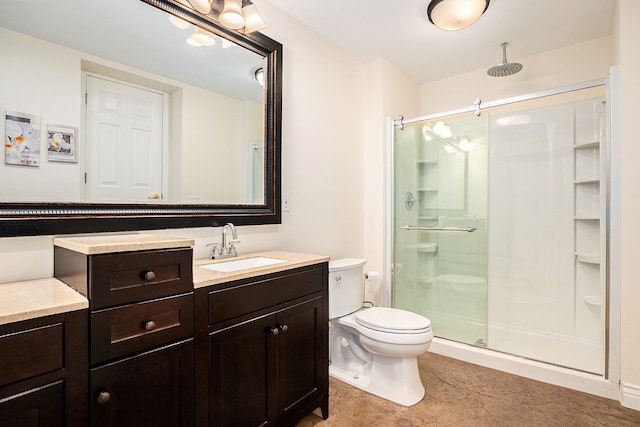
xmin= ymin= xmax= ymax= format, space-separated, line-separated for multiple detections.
xmin=390 ymin=83 xmax=608 ymax=375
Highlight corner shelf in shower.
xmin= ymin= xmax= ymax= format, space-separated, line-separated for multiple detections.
xmin=572 ymin=99 xmax=606 ymax=344
xmin=583 ymin=295 xmax=602 ymax=307
xmin=575 ymin=252 xmax=600 ymax=264
xmin=574 ymin=179 xmax=599 ymax=184
xmin=406 ymin=243 xmax=438 ymax=253
xmin=573 ymin=141 xmax=599 ymax=149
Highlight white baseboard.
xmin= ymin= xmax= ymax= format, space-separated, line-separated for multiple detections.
xmin=621 ymin=382 xmax=640 ymax=411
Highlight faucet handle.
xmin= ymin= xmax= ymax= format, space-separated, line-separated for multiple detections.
xmin=227 ymin=240 xmax=241 ymax=254
xmin=206 ymin=242 xmax=222 ymax=258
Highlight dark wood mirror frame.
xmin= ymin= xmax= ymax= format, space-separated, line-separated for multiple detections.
xmin=0 ymin=0 xmax=282 ymax=237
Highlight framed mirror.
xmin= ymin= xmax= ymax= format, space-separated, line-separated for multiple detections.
xmin=0 ymin=0 xmax=282 ymax=236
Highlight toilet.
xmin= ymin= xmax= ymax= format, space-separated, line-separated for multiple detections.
xmin=328 ymin=258 xmax=433 ymax=406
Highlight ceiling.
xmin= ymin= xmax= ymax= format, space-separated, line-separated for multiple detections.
xmin=261 ymin=0 xmax=616 ymax=84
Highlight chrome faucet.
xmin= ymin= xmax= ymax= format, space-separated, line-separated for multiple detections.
xmin=208 ymin=223 xmax=240 ymax=260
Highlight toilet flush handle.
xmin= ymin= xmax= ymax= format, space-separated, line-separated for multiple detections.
xmin=335 ymin=275 xmax=342 ymax=284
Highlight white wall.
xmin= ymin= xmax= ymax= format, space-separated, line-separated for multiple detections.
xmin=616 ymin=0 xmax=640 ymax=410
xmin=0 ymin=28 xmax=82 ymax=201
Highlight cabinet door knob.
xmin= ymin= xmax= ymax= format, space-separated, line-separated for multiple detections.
xmin=143 ymin=271 xmax=156 ymax=282
xmin=97 ymin=391 xmax=111 ymax=404
xmin=144 ymin=320 xmax=157 ymax=331
xmin=278 ymin=324 xmax=288 ymax=333
xmin=266 ymin=326 xmax=279 ymax=336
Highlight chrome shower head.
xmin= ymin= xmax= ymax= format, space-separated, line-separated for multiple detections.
xmin=487 ymin=42 xmax=522 ymax=77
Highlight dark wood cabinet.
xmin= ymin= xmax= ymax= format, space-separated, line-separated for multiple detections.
xmin=90 ymin=339 xmax=194 ymax=427
xmin=0 ymin=381 xmax=64 ymax=427
xmin=276 ymin=297 xmax=325 ymax=423
xmin=55 ymin=245 xmax=195 ymax=427
xmin=0 ymin=310 xmax=88 ymax=427
xmin=196 ymin=263 xmax=329 ymax=427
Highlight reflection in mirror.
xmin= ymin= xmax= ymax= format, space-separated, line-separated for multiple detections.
xmin=0 ymin=0 xmax=265 ymax=205
xmin=0 ymin=0 xmax=282 ymax=236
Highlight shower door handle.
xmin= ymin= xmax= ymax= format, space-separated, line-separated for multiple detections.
xmin=400 ymin=225 xmax=477 ymax=232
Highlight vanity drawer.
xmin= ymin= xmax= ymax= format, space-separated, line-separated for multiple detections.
xmin=90 ymin=248 xmax=193 ymax=309
xmin=208 ymin=265 xmax=324 ymax=325
xmin=91 ymin=293 xmax=193 ymax=364
xmin=0 ymin=323 xmax=63 ymax=387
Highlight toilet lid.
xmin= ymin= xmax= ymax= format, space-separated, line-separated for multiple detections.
xmin=355 ymin=307 xmax=431 ymax=334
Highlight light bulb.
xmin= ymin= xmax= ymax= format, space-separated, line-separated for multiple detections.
xmin=187 ymin=0 xmax=212 ymax=15
xmin=219 ymin=0 xmax=245 ymax=30
xmin=191 ymin=27 xmax=215 ymax=46
xmin=242 ymin=2 xmax=267 ymax=34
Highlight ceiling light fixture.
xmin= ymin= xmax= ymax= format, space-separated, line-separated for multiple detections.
xmin=219 ymin=0 xmax=245 ymax=30
xmin=241 ymin=1 xmax=267 ymax=34
xmin=187 ymin=0 xmax=212 ymax=15
xmin=190 ymin=27 xmax=216 ymax=46
xmin=185 ymin=0 xmax=267 ymax=34
xmin=254 ymin=68 xmax=264 ymax=86
xmin=427 ymin=0 xmax=490 ymax=31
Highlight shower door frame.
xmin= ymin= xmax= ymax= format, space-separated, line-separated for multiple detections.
xmin=384 ymin=77 xmax=618 ymax=382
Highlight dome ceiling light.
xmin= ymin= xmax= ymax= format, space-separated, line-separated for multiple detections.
xmin=427 ymin=0 xmax=490 ymax=31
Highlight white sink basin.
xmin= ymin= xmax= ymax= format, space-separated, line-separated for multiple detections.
xmin=201 ymin=256 xmax=286 ymax=273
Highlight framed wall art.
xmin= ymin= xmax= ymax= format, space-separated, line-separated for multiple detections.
xmin=47 ymin=124 xmax=77 ymax=162
xmin=5 ymin=110 xmax=41 ymax=167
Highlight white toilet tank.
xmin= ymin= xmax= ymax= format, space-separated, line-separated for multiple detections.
xmin=329 ymin=258 xmax=366 ymax=319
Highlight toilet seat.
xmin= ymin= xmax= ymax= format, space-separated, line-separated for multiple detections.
xmin=355 ymin=307 xmax=431 ymax=334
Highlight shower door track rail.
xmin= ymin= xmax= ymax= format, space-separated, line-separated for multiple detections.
xmin=400 ymin=225 xmax=477 ymax=233
xmin=397 ymin=78 xmax=605 ymax=126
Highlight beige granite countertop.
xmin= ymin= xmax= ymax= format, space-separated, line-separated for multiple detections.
xmin=0 ymin=278 xmax=88 ymax=325
xmin=0 ymin=246 xmax=326 ymax=326
xmin=193 ymin=251 xmax=330 ymax=289
xmin=54 ymin=234 xmax=194 ymax=255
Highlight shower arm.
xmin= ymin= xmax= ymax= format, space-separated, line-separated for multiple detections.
xmin=400 ymin=225 xmax=477 ymax=233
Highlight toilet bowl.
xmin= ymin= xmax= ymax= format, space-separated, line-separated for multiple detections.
xmin=329 ymin=259 xmax=433 ymax=406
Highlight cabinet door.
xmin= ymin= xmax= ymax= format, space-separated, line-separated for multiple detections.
xmin=209 ymin=314 xmax=277 ymax=427
xmin=277 ymin=297 xmax=324 ymax=423
xmin=0 ymin=382 xmax=64 ymax=427
xmin=90 ymin=339 xmax=194 ymax=427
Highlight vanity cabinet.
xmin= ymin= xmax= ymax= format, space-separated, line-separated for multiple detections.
xmin=195 ymin=263 xmax=329 ymax=427
xmin=54 ymin=245 xmax=194 ymax=427
xmin=0 ymin=310 xmax=88 ymax=427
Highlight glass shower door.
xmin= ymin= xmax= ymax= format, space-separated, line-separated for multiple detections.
xmin=393 ymin=113 xmax=488 ymax=346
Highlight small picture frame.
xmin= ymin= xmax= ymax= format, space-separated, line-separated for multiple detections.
xmin=5 ymin=110 xmax=41 ymax=167
xmin=47 ymin=124 xmax=77 ymax=162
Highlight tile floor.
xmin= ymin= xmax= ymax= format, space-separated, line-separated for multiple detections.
xmin=298 ymin=352 xmax=640 ymax=426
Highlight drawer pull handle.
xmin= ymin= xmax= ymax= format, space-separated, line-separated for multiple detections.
xmin=97 ymin=391 xmax=111 ymax=404
xmin=266 ymin=326 xmax=279 ymax=336
xmin=143 ymin=271 xmax=156 ymax=282
xmin=278 ymin=324 xmax=289 ymax=333
xmin=144 ymin=320 xmax=157 ymax=331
